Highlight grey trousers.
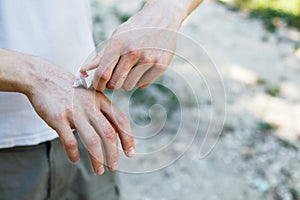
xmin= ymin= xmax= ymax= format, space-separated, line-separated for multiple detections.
xmin=0 ymin=133 xmax=120 ymax=200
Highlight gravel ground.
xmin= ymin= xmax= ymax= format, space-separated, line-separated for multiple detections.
xmin=91 ymin=0 xmax=300 ymax=199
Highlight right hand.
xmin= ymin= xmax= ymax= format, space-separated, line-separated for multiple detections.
xmin=26 ymin=58 xmax=135 ymax=175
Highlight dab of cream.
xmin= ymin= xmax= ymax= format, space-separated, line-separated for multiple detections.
xmin=73 ymin=70 xmax=95 ymax=89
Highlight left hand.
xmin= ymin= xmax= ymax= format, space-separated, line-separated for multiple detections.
xmin=81 ymin=1 xmax=185 ymax=91
xmin=26 ymin=57 xmax=135 ymax=174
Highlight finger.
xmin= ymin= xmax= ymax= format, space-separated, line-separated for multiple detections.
xmin=89 ymin=152 xmax=105 ymax=175
xmin=93 ymin=56 xmax=120 ymax=91
xmin=80 ymin=53 xmax=102 ymax=72
xmin=54 ymin=121 xmax=80 ymax=163
xmin=90 ymin=111 xmax=119 ymax=171
xmin=122 ymin=63 xmax=153 ymax=91
xmin=74 ymin=117 xmax=105 ymax=175
xmin=107 ymin=51 xmax=140 ymax=90
xmin=99 ymin=93 xmax=135 ymax=157
xmin=136 ymin=63 xmax=166 ymax=89
xmin=92 ymin=39 xmax=122 ymax=91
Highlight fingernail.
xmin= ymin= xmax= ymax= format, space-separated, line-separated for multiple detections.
xmin=97 ymin=165 xmax=104 ymax=175
xmin=81 ymin=71 xmax=89 ymax=78
xmin=126 ymin=147 xmax=135 ymax=157
xmin=110 ymin=162 xmax=118 ymax=171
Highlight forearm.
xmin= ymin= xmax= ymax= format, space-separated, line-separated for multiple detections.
xmin=0 ymin=49 xmax=76 ymax=96
xmin=0 ymin=49 xmax=36 ymax=94
xmin=144 ymin=0 xmax=204 ymax=24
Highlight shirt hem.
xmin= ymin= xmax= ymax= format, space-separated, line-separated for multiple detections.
xmin=0 ymin=129 xmax=59 ymax=149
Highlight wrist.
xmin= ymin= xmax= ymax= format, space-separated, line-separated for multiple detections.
xmin=27 ymin=57 xmax=76 ymax=97
xmin=19 ymin=55 xmax=40 ymax=95
xmin=145 ymin=0 xmax=189 ymax=25
xmin=0 ymin=49 xmax=37 ymax=94
xmin=143 ymin=0 xmax=188 ymax=29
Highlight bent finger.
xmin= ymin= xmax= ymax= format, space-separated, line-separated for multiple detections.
xmin=107 ymin=51 xmax=140 ymax=90
xmin=122 ymin=63 xmax=152 ymax=91
xmin=90 ymin=110 xmax=119 ymax=172
xmin=136 ymin=63 xmax=166 ymax=89
xmin=75 ymin=117 xmax=104 ymax=175
xmin=99 ymin=93 xmax=135 ymax=157
xmin=80 ymin=52 xmax=102 ymax=72
xmin=54 ymin=122 xmax=80 ymax=163
xmin=93 ymin=56 xmax=120 ymax=91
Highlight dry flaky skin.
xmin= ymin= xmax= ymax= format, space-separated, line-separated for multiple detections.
xmin=0 ymin=0 xmax=204 ymax=175
xmin=0 ymin=49 xmax=135 ymax=175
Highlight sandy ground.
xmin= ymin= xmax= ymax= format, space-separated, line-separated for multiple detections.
xmin=91 ymin=0 xmax=300 ymax=199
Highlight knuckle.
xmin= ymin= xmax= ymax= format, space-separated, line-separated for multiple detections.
xmin=154 ymin=64 xmax=166 ymax=72
xmin=65 ymin=138 xmax=77 ymax=150
xmin=116 ymin=114 xmax=129 ymax=127
xmin=107 ymin=80 xmax=119 ymax=90
xmin=53 ymin=112 xmax=65 ymax=122
xmin=86 ymin=135 xmax=101 ymax=147
xmin=101 ymin=72 xmax=111 ymax=82
xmin=141 ymin=56 xmax=156 ymax=64
xmin=122 ymin=84 xmax=134 ymax=91
xmin=107 ymin=140 xmax=118 ymax=151
xmin=128 ymin=50 xmax=140 ymax=58
xmin=65 ymin=107 xmax=73 ymax=117
xmin=103 ymin=126 xmax=116 ymax=139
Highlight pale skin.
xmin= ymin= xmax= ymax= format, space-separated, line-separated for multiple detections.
xmin=82 ymin=0 xmax=204 ymax=91
xmin=0 ymin=0 xmax=203 ymax=175
xmin=0 ymin=49 xmax=135 ymax=175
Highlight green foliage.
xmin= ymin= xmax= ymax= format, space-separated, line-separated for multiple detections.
xmin=276 ymin=138 xmax=298 ymax=151
xmin=94 ymin=15 xmax=102 ymax=23
xmin=290 ymin=187 xmax=300 ymax=200
xmin=118 ymin=14 xmax=132 ymax=23
xmin=249 ymin=9 xmax=300 ymax=33
xmin=294 ymin=42 xmax=300 ymax=51
xmin=265 ymin=86 xmax=281 ymax=97
xmin=256 ymin=77 xmax=267 ymax=85
xmin=217 ymin=0 xmax=300 ymax=32
xmin=257 ymin=120 xmax=278 ymax=132
xmin=232 ymin=0 xmax=300 ymax=15
xmin=113 ymin=1 xmax=146 ymax=23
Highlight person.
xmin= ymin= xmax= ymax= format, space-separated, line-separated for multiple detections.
xmin=0 ymin=0 xmax=203 ymax=199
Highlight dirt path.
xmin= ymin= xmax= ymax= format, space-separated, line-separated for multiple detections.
xmin=92 ymin=1 xmax=300 ymax=199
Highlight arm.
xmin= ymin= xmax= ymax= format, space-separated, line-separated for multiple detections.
xmin=81 ymin=0 xmax=204 ymax=91
xmin=145 ymin=0 xmax=203 ymax=21
xmin=0 ymin=48 xmax=135 ymax=174
xmin=0 ymin=49 xmax=35 ymax=93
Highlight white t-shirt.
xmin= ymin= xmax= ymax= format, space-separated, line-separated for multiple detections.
xmin=0 ymin=0 xmax=95 ymax=148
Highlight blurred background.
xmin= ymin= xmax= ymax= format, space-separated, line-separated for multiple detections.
xmin=91 ymin=0 xmax=300 ymax=199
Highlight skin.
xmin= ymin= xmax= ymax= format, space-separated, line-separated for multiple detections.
xmin=0 ymin=0 xmax=203 ymax=175
xmin=0 ymin=49 xmax=135 ymax=175
xmin=81 ymin=0 xmax=204 ymax=91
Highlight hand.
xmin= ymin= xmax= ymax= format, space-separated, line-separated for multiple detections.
xmin=26 ymin=58 xmax=135 ymax=175
xmin=81 ymin=1 xmax=186 ymax=91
